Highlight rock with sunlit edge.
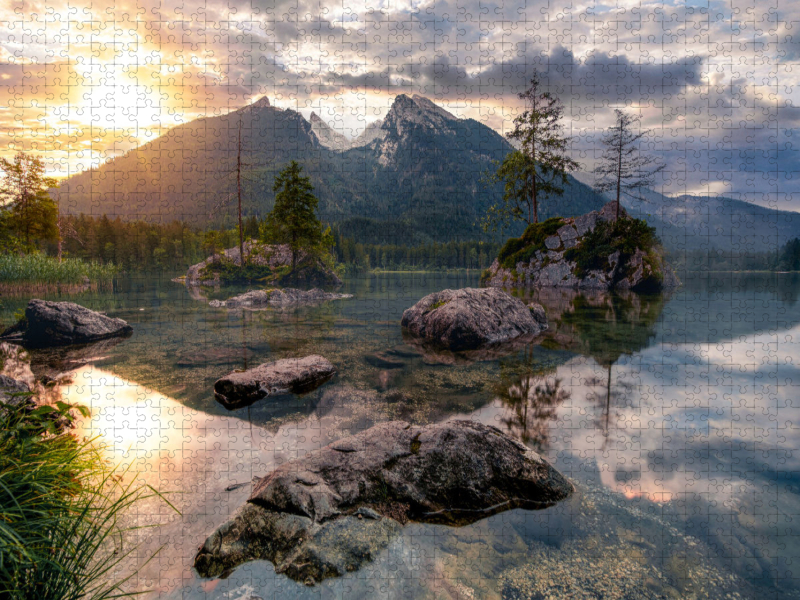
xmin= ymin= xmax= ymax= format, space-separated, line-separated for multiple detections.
xmin=193 ymin=420 xmax=572 ymax=584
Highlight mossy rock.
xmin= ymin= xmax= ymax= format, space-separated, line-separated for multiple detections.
xmin=497 ymin=218 xmax=565 ymax=269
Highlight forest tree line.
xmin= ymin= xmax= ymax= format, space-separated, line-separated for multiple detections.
xmin=46 ymin=213 xmax=800 ymax=274
xmin=51 ymin=213 xmax=502 ymax=273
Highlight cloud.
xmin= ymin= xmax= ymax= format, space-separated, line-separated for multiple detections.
xmin=1 ymin=0 xmax=800 ymax=204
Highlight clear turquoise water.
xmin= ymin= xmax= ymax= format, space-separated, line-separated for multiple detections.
xmin=3 ymin=271 xmax=800 ymax=599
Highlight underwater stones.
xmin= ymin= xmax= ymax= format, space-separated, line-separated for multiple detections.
xmin=0 ymin=300 xmax=133 ymax=348
xmin=213 ymin=355 xmax=336 ymax=409
xmin=363 ymin=351 xmax=406 ymax=369
xmin=194 ymin=420 xmax=573 ymax=584
xmin=209 ymin=288 xmax=352 ymax=309
xmin=400 ymin=287 xmax=548 ymax=351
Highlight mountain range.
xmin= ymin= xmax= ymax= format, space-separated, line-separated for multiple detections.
xmin=57 ymin=93 xmax=800 ymax=250
xmin=56 ymin=94 xmax=607 ymax=244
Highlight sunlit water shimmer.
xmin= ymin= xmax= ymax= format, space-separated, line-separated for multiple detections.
xmin=2 ymin=271 xmax=800 ymax=599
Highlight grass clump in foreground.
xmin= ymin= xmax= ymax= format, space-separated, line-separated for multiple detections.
xmin=0 ymin=397 xmax=175 ymax=600
xmin=0 ymin=253 xmax=118 ymax=284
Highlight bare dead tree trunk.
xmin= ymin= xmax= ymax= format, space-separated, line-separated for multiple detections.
xmin=237 ymin=119 xmax=245 ymax=265
xmin=616 ymin=139 xmax=623 ymax=220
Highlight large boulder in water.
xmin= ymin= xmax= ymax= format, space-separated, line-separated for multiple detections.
xmin=401 ymin=287 xmax=547 ymax=351
xmin=194 ymin=419 xmax=573 ymax=584
xmin=0 ymin=300 xmax=133 ymax=348
xmin=214 ymin=355 xmax=336 ymax=409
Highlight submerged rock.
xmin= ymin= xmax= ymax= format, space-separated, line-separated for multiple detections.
xmin=27 ymin=336 xmax=127 ymax=381
xmin=0 ymin=300 xmax=133 ymax=348
xmin=214 ymin=355 xmax=336 ymax=409
xmin=0 ymin=374 xmax=30 ymax=408
xmin=401 ymin=287 xmax=548 ymax=351
xmin=194 ymin=419 xmax=573 ymax=584
xmin=209 ymin=288 xmax=352 ymax=309
xmin=401 ymin=330 xmax=543 ymax=366
xmin=364 ymin=351 xmax=406 ymax=369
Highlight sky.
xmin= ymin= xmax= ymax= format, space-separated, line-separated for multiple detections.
xmin=2 ymin=0 xmax=800 ymax=207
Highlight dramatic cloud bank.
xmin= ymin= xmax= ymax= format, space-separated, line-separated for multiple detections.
xmin=1 ymin=0 xmax=799 ymax=206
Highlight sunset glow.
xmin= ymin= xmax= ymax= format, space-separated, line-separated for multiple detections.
xmin=3 ymin=0 xmax=799 ymax=202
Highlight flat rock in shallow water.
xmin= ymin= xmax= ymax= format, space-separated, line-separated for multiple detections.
xmin=194 ymin=419 xmax=573 ymax=584
xmin=401 ymin=287 xmax=547 ymax=351
xmin=209 ymin=288 xmax=352 ymax=309
xmin=0 ymin=300 xmax=133 ymax=348
xmin=214 ymin=355 xmax=336 ymax=409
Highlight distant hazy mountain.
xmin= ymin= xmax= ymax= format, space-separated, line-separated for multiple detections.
xmin=571 ymin=172 xmax=800 ymax=253
xmin=309 ymin=112 xmax=351 ymax=151
xmin=58 ymin=94 xmax=608 ymax=243
xmin=623 ymin=188 xmax=800 ymax=253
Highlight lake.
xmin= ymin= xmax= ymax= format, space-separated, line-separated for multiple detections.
xmin=2 ymin=271 xmax=800 ymax=599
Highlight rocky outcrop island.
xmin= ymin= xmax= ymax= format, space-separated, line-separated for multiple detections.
xmin=482 ymin=202 xmax=679 ymax=292
xmin=184 ymin=240 xmax=342 ymax=288
xmin=194 ymin=420 xmax=573 ymax=584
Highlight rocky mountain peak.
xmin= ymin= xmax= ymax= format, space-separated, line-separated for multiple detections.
xmin=351 ymin=119 xmax=386 ymax=147
xmin=250 ymin=96 xmax=271 ymax=108
xmin=236 ymin=95 xmax=275 ymax=115
xmin=308 ymin=111 xmax=350 ymax=151
xmin=384 ymin=94 xmax=457 ymax=135
xmin=377 ymin=94 xmax=462 ymax=165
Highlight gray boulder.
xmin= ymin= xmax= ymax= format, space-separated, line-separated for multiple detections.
xmin=194 ymin=419 xmax=573 ymax=584
xmin=401 ymin=287 xmax=547 ymax=351
xmin=209 ymin=288 xmax=352 ymax=309
xmin=0 ymin=300 xmax=133 ymax=348
xmin=214 ymin=355 xmax=336 ymax=409
xmin=0 ymin=374 xmax=30 ymax=408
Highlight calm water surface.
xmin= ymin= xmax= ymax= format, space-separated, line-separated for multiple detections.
xmin=3 ymin=272 xmax=800 ymax=599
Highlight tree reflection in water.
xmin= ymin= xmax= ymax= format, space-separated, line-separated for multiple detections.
xmin=495 ymin=289 xmax=668 ymax=452
xmin=494 ymin=345 xmax=570 ymax=451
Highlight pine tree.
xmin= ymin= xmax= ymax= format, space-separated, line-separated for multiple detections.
xmin=593 ymin=109 xmax=664 ymax=220
xmin=483 ymin=71 xmax=579 ymax=232
xmin=261 ymin=161 xmax=327 ymax=274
